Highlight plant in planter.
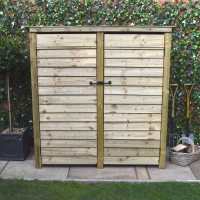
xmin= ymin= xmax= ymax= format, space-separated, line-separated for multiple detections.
xmin=0 ymin=39 xmax=30 ymax=160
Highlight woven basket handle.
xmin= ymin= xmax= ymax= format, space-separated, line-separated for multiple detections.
xmin=177 ymin=137 xmax=194 ymax=154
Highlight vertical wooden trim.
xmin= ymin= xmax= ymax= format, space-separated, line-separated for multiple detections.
xmin=159 ymin=33 xmax=171 ymax=168
xmin=30 ymin=33 xmax=42 ymax=168
xmin=97 ymin=32 xmax=104 ymax=168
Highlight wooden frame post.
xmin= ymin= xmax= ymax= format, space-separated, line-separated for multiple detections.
xmin=97 ymin=32 xmax=104 ymax=168
xmin=159 ymin=33 xmax=172 ymax=168
xmin=30 ymin=33 xmax=42 ymax=168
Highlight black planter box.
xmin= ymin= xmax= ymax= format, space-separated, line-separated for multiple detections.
xmin=0 ymin=126 xmax=31 ymax=161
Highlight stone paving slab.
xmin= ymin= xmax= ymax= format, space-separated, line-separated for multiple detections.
xmin=189 ymin=160 xmax=200 ymax=180
xmin=148 ymin=161 xmax=197 ymax=180
xmin=68 ymin=166 xmax=137 ymax=180
xmin=0 ymin=160 xmax=69 ymax=180
xmin=0 ymin=161 xmax=8 ymax=173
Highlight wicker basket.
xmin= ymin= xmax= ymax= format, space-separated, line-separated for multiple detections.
xmin=169 ymin=137 xmax=200 ymax=167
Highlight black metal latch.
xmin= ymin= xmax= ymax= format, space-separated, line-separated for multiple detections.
xmin=89 ymin=81 xmax=112 ymax=85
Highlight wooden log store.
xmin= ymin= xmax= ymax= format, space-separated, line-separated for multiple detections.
xmin=28 ymin=26 xmax=173 ymax=169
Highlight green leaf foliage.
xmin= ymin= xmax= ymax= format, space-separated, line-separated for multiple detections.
xmin=0 ymin=0 xmax=199 ymax=143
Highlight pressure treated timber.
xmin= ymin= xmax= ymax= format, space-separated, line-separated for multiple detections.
xmin=104 ymin=77 xmax=163 ymax=86
xmin=104 ymin=157 xmax=159 ymax=165
xmin=104 ymin=59 xmax=163 ymax=68
xmin=42 ymin=156 xmax=97 ymax=165
xmin=39 ymin=105 xmax=97 ymax=113
xmin=105 ymin=34 xmax=164 ymax=48
xmin=37 ymin=34 xmax=96 ymax=49
xmin=104 ymin=148 xmax=159 ymax=157
xmin=104 ymin=130 xmax=160 ymax=140
xmin=41 ymin=148 xmax=97 ymax=156
xmin=40 ymin=130 xmax=97 ymax=139
xmin=38 ymin=77 xmax=97 ymax=86
xmin=37 ymin=58 xmax=96 ymax=67
xmin=39 ymin=96 xmax=97 ymax=105
xmin=29 ymin=26 xmax=173 ymax=33
xmin=159 ymin=33 xmax=172 ymax=169
xmin=104 ymin=50 xmax=164 ymax=58
xmin=38 ymin=68 xmax=96 ymax=77
xmin=30 ymin=33 xmax=42 ymax=168
xmin=37 ymin=49 xmax=96 ymax=58
xmin=104 ymin=68 xmax=163 ymax=77
xmin=97 ymin=32 xmax=104 ymax=168
xmin=104 ymin=105 xmax=161 ymax=114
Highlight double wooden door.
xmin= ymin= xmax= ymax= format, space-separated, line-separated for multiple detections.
xmin=37 ymin=33 xmax=164 ymax=167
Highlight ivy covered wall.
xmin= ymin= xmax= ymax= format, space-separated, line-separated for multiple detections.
xmin=0 ymin=0 xmax=199 ymax=143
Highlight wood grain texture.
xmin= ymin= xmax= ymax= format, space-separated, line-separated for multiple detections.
xmin=104 ymin=122 xmax=161 ymax=131
xmin=38 ymin=77 xmax=96 ymax=86
xmin=104 ymin=68 xmax=163 ymax=77
xmin=104 ymin=157 xmax=159 ymax=165
xmin=104 ymin=139 xmax=160 ymax=148
xmin=42 ymin=156 xmax=97 ymax=164
xmin=104 ymin=130 xmax=160 ymax=140
xmin=104 ymin=104 xmax=161 ymax=114
xmin=105 ymin=50 xmax=164 ymax=58
xmin=40 ymin=130 xmax=97 ymax=139
xmin=37 ymin=49 xmax=96 ymax=58
xmin=37 ymin=34 xmax=96 ymax=48
xmin=105 ymin=59 xmax=163 ymax=68
xmin=41 ymin=139 xmax=97 ymax=147
xmin=105 ymin=34 xmax=164 ymax=48
xmin=30 ymin=32 xmax=42 ymax=168
xmin=38 ymin=67 xmax=96 ymax=76
xmin=104 ymin=95 xmax=162 ymax=105
xmin=41 ymin=147 xmax=97 ymax=156
xmin=39 ymin=95 xmax=97 ymax=105
xmin=40 ymin=113 xmax=97 ymax=121
xmin=40 ymin=122 xmax=97 ymax=131
xmin=104 ymin=148 xmax=159 ymax=157
xmin=39 ymin=104 xmax=97 ymax=113
xmin=37 ymin=58 xmax=96 ymax=67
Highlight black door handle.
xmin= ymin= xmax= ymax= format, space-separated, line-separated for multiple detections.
xmin=89 ymin=81 xmax=112 ymax=85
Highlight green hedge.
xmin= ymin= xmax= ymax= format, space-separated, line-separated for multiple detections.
xmin=0 ymin=0 xmax=199 ymax=143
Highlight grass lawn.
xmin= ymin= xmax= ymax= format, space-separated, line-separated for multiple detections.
xmin=0 ymin=179 xmax=200 ymax=200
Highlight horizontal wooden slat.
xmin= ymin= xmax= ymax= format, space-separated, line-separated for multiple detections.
xmin=39 ymin=105 xmax=97 ymax=113
xmin=40 ymin=130 xmax=97 ymax=139
xmin=38 ymin=77 xmax=96 ymax=86
xmin=104 ymin=95 xmax=162 ymax=105
xmin=37 ymin=34 xmax=96 ymax=49
xmin=37 ymin=49 xmax=96 ymax=58
xmin=104 ymin=68 xmax=163 ymax=77
xmin=38 ymin=68 xmax=96 ymax=76
xmin=104 ymin=130 xmax=160 ymax=140
xmin=104 ymin=139 xmax=160 ymax=148
xmin=104 ymin=77 xmax=163 ymax=86
xmin=105 ymin=50 xmax=164 ymax=58
xmin=104 ymin=86 xmax=162 ymax=95
xmin=37 ymin=58 xmax=96 ymax=67
xmin=40 ymin=122 xmax=97 ymax=131
xmin=104 ymin=105 xmax=161 ymax=114
xmin=41 ymin=140 xmax=97 ymax=147
xmin=39 ymin=96 xmax=97 ymax=105
xmin=104 ymin=157 xmax=159 ymax=165
xmin=105 ymin=34 xmax=164 ymax=48
xmin=41 ymin=148 xmax=97 ymax=156
xmin=105 ymin=59 xmax=163 ymax=68
xmin=104 ymin=114 xmax=161 ymax=122
xmin=104 ymin=122 xmax=161 ymax=131
xmin=42 ymin=156 xmax=97 ymax=164
xmin=104 ymin=148 xmax=159 ymax=157
xmin=40 ymin=113 xmax=97 ymax=122
xmin=38 ymin=86 xmax=96 ymax=95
